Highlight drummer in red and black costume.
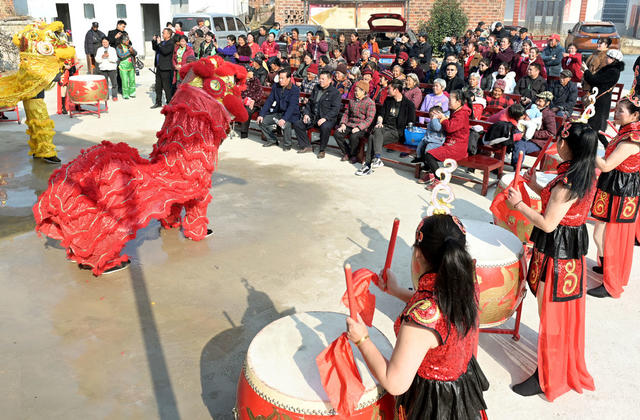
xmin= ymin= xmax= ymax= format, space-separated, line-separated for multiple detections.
xmin=346 ymin=214 xmax=489 ymax=419
xmin=58 ymin=56 xmax=80 ymax=114
xmin=506 ymin=122 xmax=597 ymax=400
xmin=589 ymin=98 xmax=640 ymax=298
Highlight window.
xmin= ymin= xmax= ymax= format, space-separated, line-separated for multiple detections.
xmin=225 ymin=17 xmax=236 ymax=31
xmin=116 ymin=4 xmax=127 ymax=18
xmin=235 ymin=18 xmax=246 ymax=32
xmin=83 ymin=3 xmax=95 ymax=19
xmin=213 ymin=17 xmax=224 ymax=32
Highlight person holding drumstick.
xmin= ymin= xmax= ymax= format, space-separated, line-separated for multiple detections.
xmin=346 ymin=214 xmax=489 ymax=419
xmin=589 ymin=98 xmax=640 ymax=298
xmin=506 ymin=122 xmax=597 ymax=400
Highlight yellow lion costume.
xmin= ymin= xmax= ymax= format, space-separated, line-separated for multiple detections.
xmin=0 ymin=21 xmax=76 ymax=161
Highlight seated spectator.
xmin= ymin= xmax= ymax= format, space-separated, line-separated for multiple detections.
xmin=307 ymin=31 xmax=328 ymax=61
xmin=479 ymin=35 xmax=496 ymax=58
xmin=247 ymin=33 xmax=261 ymax=57
xmin=172 ymin=35 xmax=194 ymax=85
xmin=519 ymin=97 xmax=545 ymax=141
xmin=333 ymin=63 xmax=351 ymax=97
xmin=335 ymin=80 xmax=376 ymax=162
xmin=300 ymin=63 xmax=319 ymax=95
xmin=238 ymin=68 xmax=265 ymax=138
xmin=484 ymin=79 xmax=513 ymax=115
xmin=424 ymin=59 xmax=440 ymax=84
xmin=250 ymin=56 xmax=268 ymax=85
xmin=463 ymin=72 xmax=484 ymax=99
xmin=443 ymin=63 xmax=464 ymax=93
xmin=266 ymin=57 xmax=283 ymax=86
xmin=358 ymin=49 xmax=371 ymax=68
xmin=404 ymin=73 xmax=423 ymax=109
xmin=215 ymin=35 xmax=238 ymax=63
xmin=561 ymin=43 xmax=583 ymax=83
xmin=550 ymin=69 xmax=578 ymax=117
xmin=345 ymin=33 xmax=361 ymax=66
xmin=370 ymin=52 xmax=381 ymax=66
xmin=477 ymin=58 xmax=493 ymax=91
xmin=373 ymin=69 xmax=393 ymax=104
xmin=463 ymin=41 xmax=483 ymax=78
xmin=511 ymin=91 xmax=556 ymax=166
xmin=356 ymin=79 xmax=416 ymax=175
xmin=418 ymin=90 xmax=473 ymax=189
xmin=407 ymin=57 xmax=425 ymax=82
xmin=392 ymin=64 xmax=406 ymax=81
xmin=257 ymin=69 xmax=300 ymax=150
xmin=363 ymin=63 xmax=380 ymax=96
xmin=330 ymin=47 xmax=347 ymax=68
xmin=293 ymin=70 xmax=341 ymax=158
xmin=491 ymin=37 xmax=515 ymax=71
xmin=471 ymin=91 xmax=486 ymax=119
xmin=519 ymin=47 xmax=547 ymax=81
xmin=512 ymin=27 xmax=528 ymax=54
xmin=491 ymin=61 xmax=516 ymax=93
xmin=513 ymin=40 xmax=530 ymax=80
xmin=347 ymin=66 xmax=361 ymax=85
xmin=235 ymin=35 xmax=252 ymax=66
xmin=486 ymin=103 xmax=526 ymax=145
xmin=261 ymin=32 xmax=279 ymax=58
xmin=419 ymin=78 xmax=449 ymax=123
xmin=295 ymin=52 xmax=313 ymax=79
xmin=439 ymin=54 xmax=463 ymax=79
xmin=514 ymin=62 xmax=547 ymax=104
xmin=192 ymin=29 xmax=205 ymax=56
xmin=541 ymin=34 xmax=564 ymax=78
xmin=362 ymin=34 xmax=380 ymax=54
xmin=199 ymin=32 xmax=215 ymax=58
xmin=412 ymin=106 xmax=447 ymax=163
xmin=318 ymin=54 xmax=334 ymax=72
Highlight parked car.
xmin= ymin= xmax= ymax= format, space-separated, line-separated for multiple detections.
xmin=565 ymin=21 xmax=620 ymax=54
xmin=276 ymin=24 xmax=331 ymax=57
xmin=367 ymin=13 xmax=417 ymax=52
xmin=172 ymin=13 xmax=248 ymax=42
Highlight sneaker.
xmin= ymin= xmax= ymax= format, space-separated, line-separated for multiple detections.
xmin=43 ymin=156 xmax=61 ymax=164
xmin=150 ymin=104 xmax=162 ymax=109
xmin=263 ymin=141 xmax=277 ymax=147
xmin=297 ymin=147 xmax=313 ymax=154
xmin=112 ymin=97 xmax=118 ymax=102
xmin=355 ymin=164 xmax=372 ymax=176
xmin=283 ymin=146 xmax=292 ymax=151
xmin=317 ymin=151 xmax=325 ymax=159
xmin=340 ymin=154 xmax=350 ymax=161
xmin=417 ymin=173 xmax=434 ymax=184
xmin=410 ymin=157 xmax=421 ymax=163
xmin=425 ymin=178 xmax=440 ymax=191
xmin=123 ymin=97 xmax=129 ymax=100
xmin=103 ymin=260 xmax=131 ymax=274
xmin=371 ymin=158 xmax=384 ymax=169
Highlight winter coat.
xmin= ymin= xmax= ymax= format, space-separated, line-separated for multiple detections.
xmin=404 ymin=86 xmax=423 ymax=109
xmin=307 ymin=40 xmax=328 ymax=60
xmin=531 ymin=107 xmax=558 ymax=148
xmin=259 ymin=81 xmax=301 ymax=122
xmin=561 ymin=53 xmax=583 ymax=82
xmin=378 ymin=96 xmax=416 ymax=141
xmin=583 ymin=60 xmax=624 ymax=132
xmin=514 ymin=55 xmax=547 ymax=81
xmin=84 ymin=28 xmax=106 ymax=56
xmin=152 ymin=38 xmax=175 ymax=71
xmin=410 ymin=41 xmax=432 ymax=66
xmin=550 ymin=80 xmax=578 ymax=113
xmin=491 ymin=71 xmax=517 ymax=94
xmin=345 ymin=41 xmax=361 ymax=65
xmin=541 ymin=44 xmax=565 ymax=77
xmin=429 ymin=105 xmax=471 ymax=161
xmin=303 ymin=84 xmax=342 ymax=122
xmin=514 ymin=75 xmax=547 ymax=100
xmin=491 ymin=47 xmax=515 ymax=72
xmin=261 ymin=41 xmax=279 ymax=58
xmin=444 ymin=76 xmax=464 ymax=93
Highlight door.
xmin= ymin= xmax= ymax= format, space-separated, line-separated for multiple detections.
xmin=141 ymin=4 xmax=161 ymax=58
xmin=55 ymin=3 xmax=72 ymax=41
xmin=526 ymin=0 xmax=565 ymax=34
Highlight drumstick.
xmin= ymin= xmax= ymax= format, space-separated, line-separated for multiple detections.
xmin=511 ymin=151 xmax=524 ymax=188
xmin=525 ymin=136 xmax=554 ymax=177
xmin=382 ymin=218 xmax=400 ymax=286
xmin=344 ymin=264 xmax=357 ymax=320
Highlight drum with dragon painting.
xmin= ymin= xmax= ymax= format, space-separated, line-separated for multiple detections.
xmin=235 ymin=311 xmax=395 ymax=419
xmin=68 ymin=75 xmax=108 ymax=104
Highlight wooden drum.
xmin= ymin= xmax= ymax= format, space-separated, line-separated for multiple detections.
xmin=235 ymin=311 xmax=395 ymax=419
xmin=464 ymin=219 xmax=527 ymax=328
xmin=68 ymin=75 xmax=108 ymax=104
xmin=493 ymin=172 xmax=556 ymax=242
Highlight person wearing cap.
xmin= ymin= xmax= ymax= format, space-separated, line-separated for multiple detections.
xmin=299 ymin=63 xmax=319 ymax=96
xmin=484 ymin=79 xmax=514 ymax=114
xmin=512 ymin=28 xmax=529 ymax=54
xmin=258 ymin=68 xmax=300 ymax=151
xmin=491 ymin=22 xmax=508 ymax=39
xmin=514 ymin=62 xmax=547 ymax=104
xmin=374 ymin=70 xmax=393 ymax=104
xmin=410 ymin=33 xmax=432 ymax=71
xmin=334 ymin=79 xmax=376 ymax=162
xmin=550 ymin=69 xmax=578 ymax=117
xmin=583 ymin=48 xmax=625 ymax=145
xmin=84 ymin=22 xmax=105 ymax=75
xmin=541 ymin=34 xmax=565 ymax=77
xmin=293 ymin=70 xmax=341 ymax=158
xmin=333 ymin=63 xmax=351 ymax=98
xmin=511 ymin=91 xmax=556 ymax=166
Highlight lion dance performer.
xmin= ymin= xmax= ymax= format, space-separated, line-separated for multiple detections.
xmin=0 ymin=21 xmax=76 ymax=163
xmin=33 ymin=56 xmax=247 ymax=275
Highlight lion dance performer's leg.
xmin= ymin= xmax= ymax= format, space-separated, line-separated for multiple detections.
xmin=182 ymin=195 xmax=212 ymax=240
xmin=24 ymin=98 xmax=57 ymax=158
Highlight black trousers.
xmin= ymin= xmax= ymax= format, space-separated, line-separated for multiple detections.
xmin=155 ymin=69 xmax=173 ymax=105
xmin=238 ymin=105 xmax=259 ymax=134
xmin=334 ymin=127 xmax=366 ymax=157
xmin=423 ymin=152 xmax=441 ymax=174
xmin=99 ymin=69 xmax=118 ymax=98
xmin=293 ymin=117 xmax=336 ymax=151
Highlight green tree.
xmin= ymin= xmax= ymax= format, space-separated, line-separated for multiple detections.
xmin=417 ymin=0 xmax=468 ymax=57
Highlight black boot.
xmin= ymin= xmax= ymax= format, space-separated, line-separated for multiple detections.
xmin=512 ymin=369 xmax=542 ymax=396
xmin=587 ymin=284 xmax=611 ymax=298
xmin=61 ymin=96 xmax=68 ymax=114
xmin=592 ymin=256 xmax=604 ymax=274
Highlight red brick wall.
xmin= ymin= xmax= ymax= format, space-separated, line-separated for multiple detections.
xmin=0 ymin=0 xmax=15 ymax=19
xmin=408 ymin=0 xmax=506 ymax=31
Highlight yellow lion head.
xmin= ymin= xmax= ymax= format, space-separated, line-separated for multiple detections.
xmin=12 ymin=21 xmax=75 ymax=62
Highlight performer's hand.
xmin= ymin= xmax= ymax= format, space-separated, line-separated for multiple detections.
xmin=317 ymin=118 xmax=326 ymax=126
xmin=523 ymin=170 xmax=537 ymax=185
xmin=256 ymin=116 xmax=263 ymax=124
xmin=506 ymin=186 xmax=523 ymax=207
xmin=378 ymin=268 xmax=399 ymax=294
xmin=346 ymin=315 xmax=368 ymax=344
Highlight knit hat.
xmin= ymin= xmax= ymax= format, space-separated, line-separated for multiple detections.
xmin=380 ymin=70 xmax=393 ymax=81
xmin=356 ymin=79 xmax=370 ymax=94
xmin=493 ymin=79 xmax=506 ymax=91
xmin=336 ymin=63 xmax=348 ymax=75
xmin=372 ymin=53 xmax=381 ymax=61
xmin=308 ymin=63 xmax=319 ymax=75
xmin=606 ymin=48 xmax=623 ymax=62
xmin=536 ymin=91 xmax=554 ymax=102
xmin=398 ymin=52 xmax=409 ymax=61
xmin=548 ymin=34 xmax=561 ymax=42
xmin=560 ymin=69 xmax=573 ymax=79
xmin=362 ymin=68 xmax=374 ymax=76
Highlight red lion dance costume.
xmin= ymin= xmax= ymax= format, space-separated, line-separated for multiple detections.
xmin=33 ymin=56 xmax=248 ymax=275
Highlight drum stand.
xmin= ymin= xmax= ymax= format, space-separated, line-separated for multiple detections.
xmin=479 ymin=301 xmax=524 ymax=341
xmin=0 ymin=106 xmax=20 ymax=124
xmin=68 ymin=97 xmax=108 ymax=118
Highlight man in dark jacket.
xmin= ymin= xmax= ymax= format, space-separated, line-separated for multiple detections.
xmin=410 ymin=33 xmax=432 ymax=71
xmin=511 ymin=91 xmax=557 ymax=166
xmin=151 ymin=28 xmax=175 ymax=108
xmin=258 ymin=69 xmax=300 ymax=150
xmin=107 ymin=20 xmax=128 ymax=47
xmin=357 ymin=79 xmax=416 ymax=176
xmin=293 ymin=71 xmax=342 ymax=158
xmin=84 ymin=22 xmax=105 ymax=75
xmin=514 ymin=62 xmax=547 ymax=104
xmin=541 ymin=34 xmax=565 ymax=77
xmin=550 ymin=69 xmax=578 ymax=116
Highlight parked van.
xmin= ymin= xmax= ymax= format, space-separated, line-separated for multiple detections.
xmin=171 ymin=13 xmax=248 ymax=41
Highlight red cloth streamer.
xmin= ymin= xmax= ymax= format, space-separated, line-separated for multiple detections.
xmin=490 ymin=151 xmax=531 ymax=226
xmin=341 ymin=268 xmax=377 ymax=326
xmin=316 ymin=333 xmax=366 ymax=415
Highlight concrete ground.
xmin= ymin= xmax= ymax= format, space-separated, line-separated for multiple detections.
xmin=1 ymin=69 xmax=639 ymax=420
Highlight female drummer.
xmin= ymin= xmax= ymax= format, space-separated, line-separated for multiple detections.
xmin=346 ymin=214 xmax=489 ymax=419
xmin=506 ymin=122 xmax=597 ymax=400
xmin=590 ymin=98 xmax=640 ymax=298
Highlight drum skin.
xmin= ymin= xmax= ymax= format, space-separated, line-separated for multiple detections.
xmin=476 ymin=254 xmax=527 ymax=327
xmin=68 ymin=75 xmax=108 ymax=104
xmin=236 ymin=369 xmax=395 ymax=419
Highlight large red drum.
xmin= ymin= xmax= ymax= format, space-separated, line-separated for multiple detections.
xmin=464 ymin=219 xmax=527 ymax=327
xmin=493 ymin=172 xmax=556 ymax=243
xmin=235 ymin=311 xmax=395 ymax=419
xmin=68 ymin=75 xmax=108 ymax=104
